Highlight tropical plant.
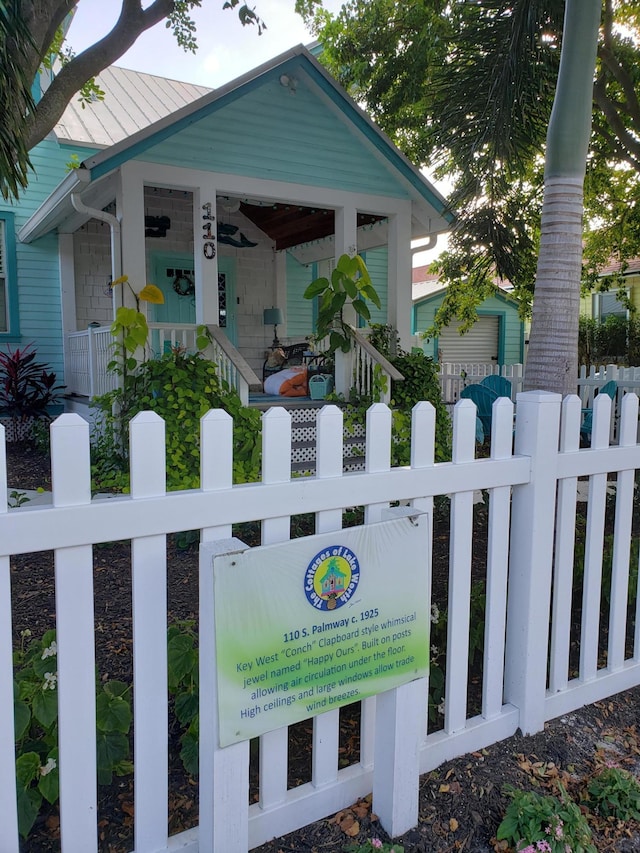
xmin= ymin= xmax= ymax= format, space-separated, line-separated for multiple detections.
xmin=2 ymin=1 xmax=266 ymax=200
xmin=0 ymin=344 xmax=64 ymax=421
xmin=305 ymin=0 xmax=640 ymax=394
xmin=303 ymin=254 xmax=381 ymax=353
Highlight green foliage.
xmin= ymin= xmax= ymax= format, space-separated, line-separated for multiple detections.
xmin=92 ymin=348 xmax=262 ymax=492
xmin=0 ymin=1 xmax=34 ymax=199
xmin=167 ymin=621 xmax=200 ymax=777
xmin=578 ymin=315 xmax=640 ymax=367
xmin=13 ymin=629 xmax=132 ymax=838
xmin=304 ymin=254 xmax=381 ymax=354
xmin=0 ymin=344 xmax=64 ymax=421
xmin=307 ymin=1 xmax=640 ymax=322
xmin=389 ymin=351 xmax=451 ymax=464
xmin=427 ymin=579 xmax=485 ymax=722
xmin=497 ymin=786 xmax=596 ymax=853
xmin=584 ymin=767 xmax=640 ymax=821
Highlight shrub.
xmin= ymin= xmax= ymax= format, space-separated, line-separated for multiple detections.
xmin=92 ymin=348 xmax=262 ymax=492
xmin=0 ymin=344 xmax=63 ymax=421
xmin=584 ymin=766 xmax=640 ymax=821
xmin=497 ymin=786 xmax=595 ymax=853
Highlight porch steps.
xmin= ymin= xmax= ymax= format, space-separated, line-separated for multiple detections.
xmin=289 ymin=407 xmax=365 ymax=476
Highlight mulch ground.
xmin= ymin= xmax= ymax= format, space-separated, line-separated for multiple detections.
xmin=6 ymin=440 xmax=640 ymax=852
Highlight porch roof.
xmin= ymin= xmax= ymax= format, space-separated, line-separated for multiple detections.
xmin=20 ymin=45 xmax=454 ymax=245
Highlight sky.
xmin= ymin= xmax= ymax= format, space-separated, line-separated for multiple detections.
xmin=65 ymin=0 xmax=447 ymax=265
xmin=65 ymin=0 xmax=340 ymax=89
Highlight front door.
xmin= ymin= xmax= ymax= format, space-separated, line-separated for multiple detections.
xmin=151 ymin=254 xmax=237 ymax=345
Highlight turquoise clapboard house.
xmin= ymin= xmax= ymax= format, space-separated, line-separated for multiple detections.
xmin=2 ymin=46 xmax=453 ymax=400
xmin=413 ymin=285 xmax=525 ymax=366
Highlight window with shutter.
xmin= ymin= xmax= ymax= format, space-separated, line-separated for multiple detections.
xmin=0 ymin=219 xmax=7 ymax=332
xmin=0 ymin=212 xmax=18 ymax=336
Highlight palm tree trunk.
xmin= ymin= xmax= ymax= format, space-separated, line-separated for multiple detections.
xmin=523 ymin=0 xmax=601 ymax=395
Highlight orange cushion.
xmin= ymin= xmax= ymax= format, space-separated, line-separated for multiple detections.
xmin=279 ymin=367 xmax=308 ymax=397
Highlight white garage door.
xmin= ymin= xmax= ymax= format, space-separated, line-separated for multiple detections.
xmin=437 ymin=316 xmax=499 ymax=364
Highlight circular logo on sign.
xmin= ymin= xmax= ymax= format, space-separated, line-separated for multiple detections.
xmin=304 ymin=546 xmax=360 ymax=611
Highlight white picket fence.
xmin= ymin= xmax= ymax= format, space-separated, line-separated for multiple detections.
xmin=438 ymin=362 xmax=524 ymax=402
xmin=2 ymin=391 xmax=640 ymax=852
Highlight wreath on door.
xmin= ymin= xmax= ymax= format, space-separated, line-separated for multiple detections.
xmin=173 ymin=272 xmax=195 ymax=297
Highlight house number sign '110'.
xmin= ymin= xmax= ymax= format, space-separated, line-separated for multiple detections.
xmin=202 ymin=202 xmax=216 ymax=259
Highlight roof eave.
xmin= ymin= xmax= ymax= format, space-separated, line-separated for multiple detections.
xmin=18 ymin=168 xmax=91 ymax=243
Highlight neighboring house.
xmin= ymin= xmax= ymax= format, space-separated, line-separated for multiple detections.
xmin=1 ymin=45 xmax=452 ymax=408
xmin=580 ymin=257 xmax=640 ymax=320
xmin=411 ymin=266 xmax=525 ymax=365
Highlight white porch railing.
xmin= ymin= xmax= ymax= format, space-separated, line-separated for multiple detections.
xmin=2 ymin=393 xmax=640 ymax=852
xmin=334 ymin=328 xmax=404 ymax=404
xmin=64 ymin=324 xmax=261 ymax=405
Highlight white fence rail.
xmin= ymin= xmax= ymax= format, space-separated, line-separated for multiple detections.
xmin=2 ymin=392 xmax=640 ymax=852
xmin=438 ymin=362 xmax=524 ymax=402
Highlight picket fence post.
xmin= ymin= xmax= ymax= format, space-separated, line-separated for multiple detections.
xmin=0 ymin=424 xmax=19 ymax=852
xmin=504 ymin=391 xmax=561 ymax=734
xmin=129 ymin=411 xmax=168 ymax=852
xmin=51 ymin=414 xmax=98 ymax=853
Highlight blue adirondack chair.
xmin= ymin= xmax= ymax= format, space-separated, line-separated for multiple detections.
xmin=580 ymin=380 xmax=618 ymax=440
xmin=481 ymin=374 xmax=512 ymax=399
xmin=460 ymin=383 xmax=499 ymax=438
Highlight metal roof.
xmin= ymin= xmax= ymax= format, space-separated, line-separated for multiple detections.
xmin=53 ymin=66 xmax=211 ymax=147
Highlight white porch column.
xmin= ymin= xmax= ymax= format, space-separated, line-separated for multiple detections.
xmin=335 ymin=205 xmax=358 ymax=327
xmin=274 ymin=251 xmax=287 ymax=339
xmin=116 ymin=163 xmax=146 ymax=312
xmin=387 ymin=205 xmax=412 ymax=349
xmin=58 ymin=233 xmax=76 ymax=385
xmin=194 ymin=179 xmax=219 ymax=325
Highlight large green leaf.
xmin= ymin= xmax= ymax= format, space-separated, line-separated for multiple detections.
xmin=180 ymin=730 xmax=199 ymax=777
xmin=38 ymin=751 xmax=59 ymax=805
xmin=168 ymin=633 xmax=197 ymax=684
xmin=14 ymin=698 xmax=31 ymax=741
xmin=303 ymin=278 xmax=329 ymax=299
xmin=96 ymin=691 xmax=131 ymax=733
xmin=16 ymin=752 xmax=41 ymax=789
xmin=17 ymin=786 xmax=42 ymax=839
xmin=175 ymin=690 xmax=199 ymax=726
xmin=32 ymin=688 xmax=58 ymax=728
xmin=97 ymin=731 xmax=129 ymax=785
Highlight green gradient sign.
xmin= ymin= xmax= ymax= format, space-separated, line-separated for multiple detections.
xmin=213 ymin=514 xmax=430 ymax=746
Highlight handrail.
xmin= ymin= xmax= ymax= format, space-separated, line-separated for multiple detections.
xmin=333 ymin=327 xmax=404 ymax=405
xmin=203 ymin=324 xmax=262 ymax=405
xmin=351 ymin=329 xmax=405 ymax=381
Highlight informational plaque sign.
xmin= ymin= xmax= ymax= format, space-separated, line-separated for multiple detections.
xmin=213 ymin=513 xmax=430 ymax=746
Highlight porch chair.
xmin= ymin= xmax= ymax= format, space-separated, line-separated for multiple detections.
xmin=580 ymin=380 xmax=618 ymax=441
xmin=480 ymin=374 xmax=512 ymax=399
xmin=460 ymin=383 xmax=499 ymax=439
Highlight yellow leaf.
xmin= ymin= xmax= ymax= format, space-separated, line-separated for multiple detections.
xmin=110 ymin=275 xmax=129 ymax=286
xmin=449 ymin=817 xmax=458 ymax=832
xmin=439 ymin=784 xmax=450 ymax=793
xmin=139 ymin=283 xmax=165 ymax=304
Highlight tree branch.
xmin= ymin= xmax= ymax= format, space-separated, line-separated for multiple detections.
xmin=593 ymin=77 xmax=640 ymax=172
xmin=24 ymin=0 xmax=177 ymax=150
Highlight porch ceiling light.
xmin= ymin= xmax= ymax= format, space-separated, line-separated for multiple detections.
xmin=264 ymin=307 xmax=283 ymax=348
xmin=279 ymin=74 xmax=298 ymax=94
